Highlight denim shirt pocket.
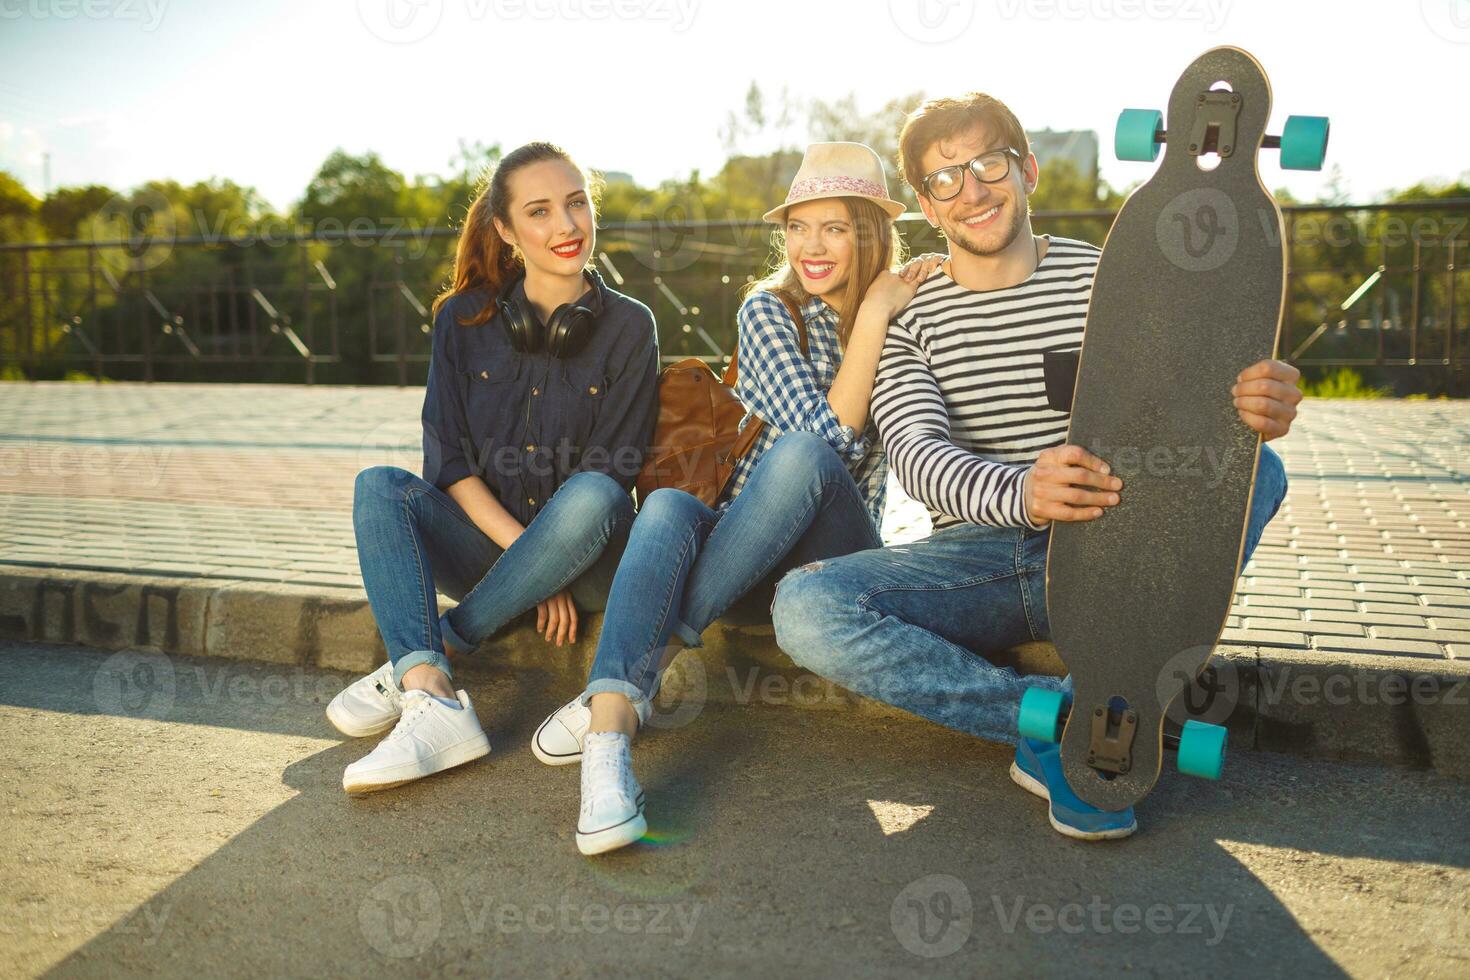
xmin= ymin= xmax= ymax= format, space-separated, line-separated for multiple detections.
xmin=464 ymin=357 xmax=520 ymax=384
xmin=463 ymin=358 xmax=521 ymax=416
xmin=461 ymin=358 xmax=522 ymax=487
xmin=558 ymin=363 xmax=608 ymax=449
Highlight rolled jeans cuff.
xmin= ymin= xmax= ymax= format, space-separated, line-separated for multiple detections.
xmin=438 ymin=609 xmax=474 ymax=658
xmin=669 ymin=615 xmax=703 ymax=649
xmin=580 ymin=678 xmax=649 ymax=707
xmin=393 ymin=648 xmax=453 ymax=688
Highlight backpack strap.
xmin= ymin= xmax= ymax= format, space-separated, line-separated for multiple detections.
xmin=723 ymin=291 xmax=814 ymax=462
xmin=719 ymin=291 xmax=811 ymax=388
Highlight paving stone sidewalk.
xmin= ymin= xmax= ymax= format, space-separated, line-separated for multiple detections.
xmin=1 ymin=381 xmax=1466 ymax=661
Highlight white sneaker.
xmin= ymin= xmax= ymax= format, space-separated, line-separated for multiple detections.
xmin=532 ymin=681 xmax=658 ymax=767
xmin=576 ymin=732 xmax=646 ymax=856
xmin=326 ymin=662 xmax=405 ymax=738
xmin=342 ymin=689 xmax=490 ymax=794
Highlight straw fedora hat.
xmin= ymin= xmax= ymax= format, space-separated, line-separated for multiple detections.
xmin=761 ymin=141 xmax=906 ymax=224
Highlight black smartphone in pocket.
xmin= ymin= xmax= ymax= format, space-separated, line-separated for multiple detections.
xmin=1042 ymin=347 xmax=1081 ymax=414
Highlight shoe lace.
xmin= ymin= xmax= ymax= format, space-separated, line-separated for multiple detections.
xmin=580 ymin=739 xmax=633 ymax=809
xmin=386 ymin=694 xmax=432 ymax=742
xmin=372 ymin=664 xmax=405 ymax=708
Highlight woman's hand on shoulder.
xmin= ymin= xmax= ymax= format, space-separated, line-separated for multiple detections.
xmin=862 ymin=253 xmax=945 ymax=319
xmin=903 ymin=252 xmax=947 ymax=275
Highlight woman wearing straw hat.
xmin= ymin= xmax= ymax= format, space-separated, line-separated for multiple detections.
xmin=530 ymin=141 xmax=944 ymax=856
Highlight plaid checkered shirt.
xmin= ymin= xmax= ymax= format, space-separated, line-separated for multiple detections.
xmin=714 ymin=290 xmax=888 ymax=530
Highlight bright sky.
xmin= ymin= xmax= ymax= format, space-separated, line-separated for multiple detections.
xmin=1 ymin=0 xmax=1465 ymax=214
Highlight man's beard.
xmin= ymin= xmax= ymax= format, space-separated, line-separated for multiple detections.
xmin=945 ymin=201 xmax=1025 ymax=258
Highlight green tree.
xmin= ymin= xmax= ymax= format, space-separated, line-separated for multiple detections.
xmin=0 ymin=171 xmax=42 ymax=242
xmin=37 ymin=184 xmax=116 ymax=241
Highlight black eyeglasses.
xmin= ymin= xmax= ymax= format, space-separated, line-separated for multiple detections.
xmin=921 ymin=147 xmax=1023 ymax=201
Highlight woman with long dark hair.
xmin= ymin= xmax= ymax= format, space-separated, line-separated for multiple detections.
xmin=328 ymin=142 xmax=659 ymax=794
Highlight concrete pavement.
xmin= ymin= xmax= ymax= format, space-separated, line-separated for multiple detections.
xmin=2 ymin=640 xmax=1468 ymax=979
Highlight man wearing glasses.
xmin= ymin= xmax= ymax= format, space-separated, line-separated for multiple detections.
xmin=771 ymin=93 xmax=1301 ymax=841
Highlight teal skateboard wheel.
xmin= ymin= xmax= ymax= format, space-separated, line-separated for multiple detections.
xmin=1115 ymin=109 xmax=1163 ymax=162
xmin=1177 ymin=719 xmax=1228 ymax=779
xmin=1279 ymin=115 xmax=1329 ymax=171
xmin=1018 ymin=687 xmax=1067 ymax=743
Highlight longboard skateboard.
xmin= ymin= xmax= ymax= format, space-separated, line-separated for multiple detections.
xmin=1018 ymin=46 xmax=1328 ymax=812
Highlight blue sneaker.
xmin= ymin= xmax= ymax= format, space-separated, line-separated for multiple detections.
xmin=1010 ymin=737 xmax=1138 ymax=841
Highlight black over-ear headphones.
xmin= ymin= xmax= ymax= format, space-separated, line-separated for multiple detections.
xmin=495 ymin=269 xmax=604 ymax=358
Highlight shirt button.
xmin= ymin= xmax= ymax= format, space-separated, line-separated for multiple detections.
xmin=525 ymin=444 xmax=535 ymax=452
xmin=528 ymin=497 xmax=536 ymax=506
xmin=479 ymin=370 xmax=488 ymax=379
xmin=588 ymin=385 xmax=599 ymax=394
xmin=532 ymin=387 xmax=539 ymax=396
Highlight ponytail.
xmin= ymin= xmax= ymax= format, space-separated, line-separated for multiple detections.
xmin=432 ymin=141 xmax=598 ymax=327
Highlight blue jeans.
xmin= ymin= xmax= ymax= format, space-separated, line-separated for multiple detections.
xmin=353 ymin=466 xmax=633 ymax=687
xmin=583 ymin=430 xmax=884 ymax=706
xmin=771 ymin=443 xmax=1288 ymax=744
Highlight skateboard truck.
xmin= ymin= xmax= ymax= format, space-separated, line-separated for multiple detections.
xmin=1115 ymin=105 xmax=1330 ymax=170
xmin=1086 ymin=703 xmax=1138 ymax=775
xmin=1185 ymin=90 xmax=1242 ymax=158
xmin=1018 ymin=688 xmax=1228 ymax=781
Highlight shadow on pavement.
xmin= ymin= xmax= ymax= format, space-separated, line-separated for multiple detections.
xmin=4 ymin=641 xmax=1465 ymax=978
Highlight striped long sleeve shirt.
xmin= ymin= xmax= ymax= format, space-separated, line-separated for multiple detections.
xmin=870 ymin=236 xmax=1101 ymax=532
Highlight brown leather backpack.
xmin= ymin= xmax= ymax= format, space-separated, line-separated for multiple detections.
xmin=636 ymin=292 xmax=809 ymax=507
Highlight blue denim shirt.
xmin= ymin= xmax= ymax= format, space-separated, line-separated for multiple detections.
xmin=421 ymin=269 xmax=660 ymax=526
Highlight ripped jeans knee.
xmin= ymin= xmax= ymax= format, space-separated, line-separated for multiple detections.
xmin=769 ymin=559 xmax=829 ymax=616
